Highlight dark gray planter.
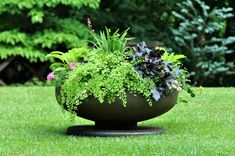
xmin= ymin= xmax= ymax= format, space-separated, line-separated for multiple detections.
xmin=56 ymin=87 xmax=178 ymax=136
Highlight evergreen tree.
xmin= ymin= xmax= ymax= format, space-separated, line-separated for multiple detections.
xmin=172 ymin=0 xmax=235 ymax=85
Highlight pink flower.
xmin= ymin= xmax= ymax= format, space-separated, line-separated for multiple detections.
xmin=69 ymin=62 xmax=76 ymax=70
xmin=47 ymin=72 xmax=54 ymax=80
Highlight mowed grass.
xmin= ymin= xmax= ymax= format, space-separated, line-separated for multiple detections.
xmin=0 ymin=87 xmax=234 ymax=156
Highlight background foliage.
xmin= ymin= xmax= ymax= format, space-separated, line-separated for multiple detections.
xmin=87 ymin=0 xmax=178 ymax=45
xmin=0 ymin=0 xmax=99 ymax=84
xmin=172 ymin=0 xmax=235 ymax=86
xmin=0 ymin=0 xmax=235 ymax=86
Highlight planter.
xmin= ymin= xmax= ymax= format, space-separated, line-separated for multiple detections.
xmin=56 ymin=87 xmax=178 ymax=136
xmin=47 ymin=30 xmax=193 ymax=137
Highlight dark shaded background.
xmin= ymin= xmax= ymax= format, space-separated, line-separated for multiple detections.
xmin=0 ymin=0 xmax=234 ymax=86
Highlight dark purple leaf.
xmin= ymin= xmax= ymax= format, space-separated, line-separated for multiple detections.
xmin=130 ymin=41 xmax=181 ymax=100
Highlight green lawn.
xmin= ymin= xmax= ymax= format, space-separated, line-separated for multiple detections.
xmin=0 ymin=87 xmax=234 ymax=156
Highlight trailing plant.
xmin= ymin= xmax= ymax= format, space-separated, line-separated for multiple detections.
xmin=47 ymin=28 xmax=194 ymax=114
xmin=172 ymin=0 xmax=235 ymax=85
xmin=60 ymin=52 xmax=155 ymax=112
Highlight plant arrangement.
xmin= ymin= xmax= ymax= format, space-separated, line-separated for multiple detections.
xmin=47 ymin=28 xmax=194 ymax=114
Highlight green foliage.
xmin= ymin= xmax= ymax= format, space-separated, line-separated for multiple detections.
xmin=172 ymin=0 xmax=235 ymax=85
xmin=92 ymin=28 xmax=132 ymax=54
xmin=33 ymin=30 xmax=87 ymax=49
xmin=46 ymin=47 xmax=90 ymax=70
xmin=49 ymin=28 xmax=194 ymax=115
xmin=54 ymin=18 xmax=92 ymax=39
xmin=160 ymin=48 xmax=195 ymax=99
xmin=0 ymin=30 xmax=32 ymax=46
xmin=0 ymin=46 xmax=48 ymax=62
xmin=60 ymin=53 xmax=154 ymax=112
xmin=0 ymin=0 xmax=100 ymax=62
xmin=0 ymin=0 xmax=99 ymax=15
xmin=160 ymin=47 xmax=186 ymax=67
xmin=0 ymin=0 xmax=100 ymax=85
xmin=51 ymin=29 xmax=154 ymax=112
xmin=88 ymin=0 xmax=179 ymax=44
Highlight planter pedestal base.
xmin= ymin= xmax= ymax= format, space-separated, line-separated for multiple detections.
xmin=66 ymin=125 xmax=165 ymax=137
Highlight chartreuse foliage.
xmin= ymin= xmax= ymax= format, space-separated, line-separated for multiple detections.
xmin=161 ymin=49 xmax=185 ymax=67
xmin=0 ymin=0 xmax=100 ymax=62
xmin=60 ymin=52 xmax=154 ymax=112
xmin=46 ymin=48 xmax=90 ymax=71
xmin=172 ymin=0 xmax=235 ymax=84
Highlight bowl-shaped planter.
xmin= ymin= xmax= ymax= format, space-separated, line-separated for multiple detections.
xmin=56 ymin=87 xmax=178 ymax=136
xmin=47 ymin=29 xmax=195 ymax=136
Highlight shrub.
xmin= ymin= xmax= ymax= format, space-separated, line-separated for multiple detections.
xmin=0 ymin=0 xmax=100 ymax=61
xmin=172 ymin=0 xmax=235 ymax=85
xmin=0 ymin=0 xmax=100 ymax=84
